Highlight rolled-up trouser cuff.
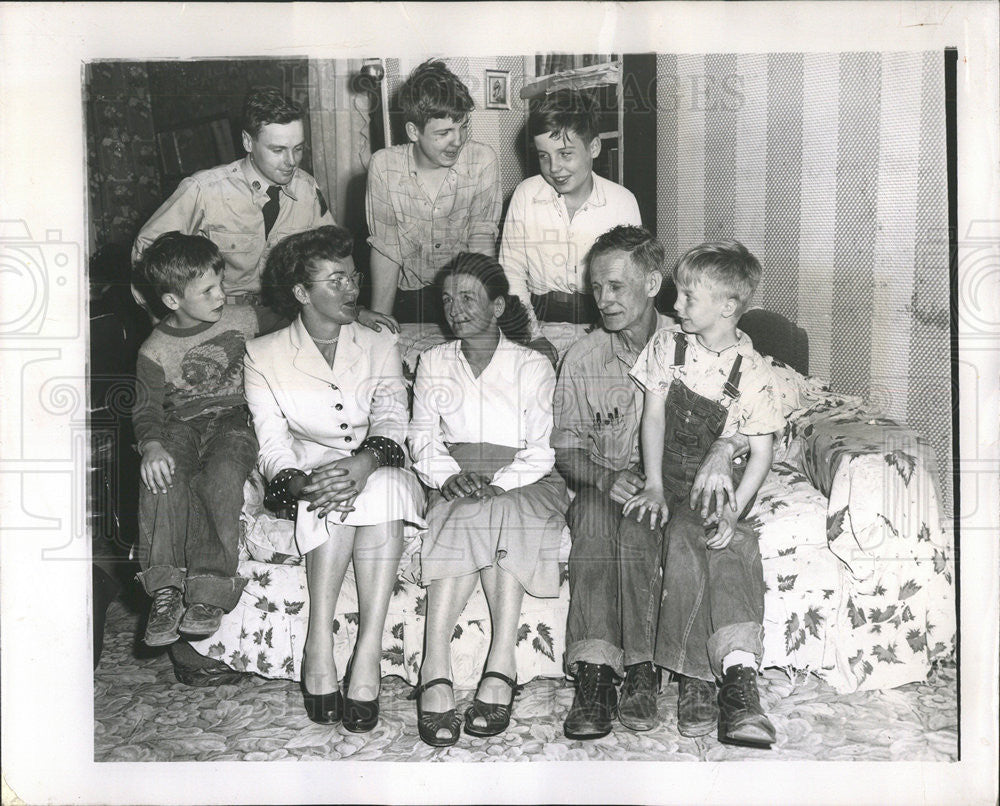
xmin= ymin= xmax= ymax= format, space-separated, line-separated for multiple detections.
xmin=136 ymin=565 xmax=186 ymax=596
xmin=184 ymin=574 xmax=247 ymax=612
xmin=707 ymin=621 xmax=764 ymax=679
xmin=565 ymin=639 xmax=625 ymax=679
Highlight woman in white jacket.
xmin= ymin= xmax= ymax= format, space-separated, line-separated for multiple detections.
xmin=245 ymin=226 xmax=424 ymax=731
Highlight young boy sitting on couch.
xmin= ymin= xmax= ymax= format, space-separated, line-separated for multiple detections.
xmin=620 ymin=240 xmax=786 ymax=749
xmin=132 ymin=232 xmax=261 ymax=647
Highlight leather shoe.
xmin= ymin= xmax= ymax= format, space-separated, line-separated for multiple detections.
xmin=717 ymin=665 xmax=775 ymax=749
xmin=180 ymin=603 xmax=224 ymax=637
xmin=677 ymin=675 xmax=718 ymax=737
xmin=301 ymin=680 xmax=344 ymax=725
xmin=169 ymin=641 xmax=245 ymax=687
xmin=342 ymin=657 xmax=380 ymax=733
xmin=413 ymin=677 xmax=461 ymax=747
xmin=464 ymin=671 xmax=520 ymax=737
xmin=618 ymin=661 xmax=660 ymax=731
xmin=563 ymin=662 xmax=618 ymax=740
xmin=144 ymin=587 xmax=184 ymax=647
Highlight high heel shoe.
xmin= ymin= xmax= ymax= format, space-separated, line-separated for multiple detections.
xmin=342 ymin=656 xmax=381 ymax=733
xmin=411 ymin=677 xmax=460 ymax=747
xmin=300 ymin=679 xmax=343 ymax=724
xmin=463 ymin=671 xmax=520 ymax=737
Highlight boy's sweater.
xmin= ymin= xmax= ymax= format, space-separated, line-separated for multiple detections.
xmin=133 ymin=305 xmax=259 ymax=450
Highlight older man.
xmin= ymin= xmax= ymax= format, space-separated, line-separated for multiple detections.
xmin=554 ymin=225 xmax=746 ymax=740
xmin=134 ymin=86 xmax=335 ymax=308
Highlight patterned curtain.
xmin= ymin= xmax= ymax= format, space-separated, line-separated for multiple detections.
xmin=655 ymin=52 xmax=952 ymax=513
xmin=307 ymin=59 xmax=376 ymax=240
xmin=86 ymin=63 xmax=163 ymax=250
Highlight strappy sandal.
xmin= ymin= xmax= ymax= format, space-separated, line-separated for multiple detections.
xmin=463 ymin=671 xmax=521 ymax=737
xmin=411 ymin=677 xmax=461 ymax=747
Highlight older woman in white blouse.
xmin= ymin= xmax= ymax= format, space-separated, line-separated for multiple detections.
xmin=408 ymin=252 xmax=568 ymax=746
xmin=245 ymin=226 xmax=424 ymax=732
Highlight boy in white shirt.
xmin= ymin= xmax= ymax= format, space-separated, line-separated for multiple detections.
xmin=499 ymin=89 xmax=641 ymax=352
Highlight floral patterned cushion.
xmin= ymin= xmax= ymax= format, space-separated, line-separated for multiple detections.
xmin=189 ymin=323 xmax=956 ymax=695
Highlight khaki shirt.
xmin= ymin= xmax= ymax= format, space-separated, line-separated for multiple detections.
xmin=553 ymin=314 xmax=673 ymax=473
xmin=133 ymin=157 xmax=335 ymax=295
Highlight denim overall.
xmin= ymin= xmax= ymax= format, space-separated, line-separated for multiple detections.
xmin=619 ymin=333 xmax=765 ymax=682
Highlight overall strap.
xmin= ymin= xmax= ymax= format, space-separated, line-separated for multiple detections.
xmin=672 ymin=332 xmax=687 ymax=366
xmin=723 ymin=354 xmax=743 ymax=400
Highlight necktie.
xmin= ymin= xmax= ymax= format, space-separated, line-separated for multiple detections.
xmin=262 ymin=185 xmax=281 ymax=238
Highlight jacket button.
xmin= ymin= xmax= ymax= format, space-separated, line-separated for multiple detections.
xmin=344 ymin=436 xmax=352 ymax=443
xmin=335 ymin=403 xmax=343 ymax=410
xmin=340 ymin=423 xmax=348 ymax=430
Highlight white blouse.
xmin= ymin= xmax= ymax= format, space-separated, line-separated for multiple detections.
xmin=408 ymin=334 xmax=556 ymax=491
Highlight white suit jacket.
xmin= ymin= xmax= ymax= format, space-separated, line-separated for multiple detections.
xmin=244 ymin=315 xmax=408 ymax=481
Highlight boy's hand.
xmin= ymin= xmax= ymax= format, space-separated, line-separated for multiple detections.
xmin=705 ymin=507 xmax=738 ymax=550
xmin=356 ymin=306 xmax=400 ymax=334
xmin=623 ymin=487 xmax=670 ymax=530
xmin=140 ymin=442 xmax=175 ymax=494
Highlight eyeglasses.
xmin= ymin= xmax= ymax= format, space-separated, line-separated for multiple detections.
xmin=313 ymin=272 xmax=362 ymax=291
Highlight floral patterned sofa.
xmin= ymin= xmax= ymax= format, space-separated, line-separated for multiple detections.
xmin=189 ymin=320 xmax=956 ymax=695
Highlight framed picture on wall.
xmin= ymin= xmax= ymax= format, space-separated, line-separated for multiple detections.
xmin=484 ymin=69 xmax=510 ymax=109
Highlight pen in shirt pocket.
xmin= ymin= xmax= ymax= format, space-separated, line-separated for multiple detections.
xmin=594 ymin=407 xmax=622 ymax=427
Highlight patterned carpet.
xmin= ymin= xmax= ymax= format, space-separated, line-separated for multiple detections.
xmin=94 ymin=599 xmax=957 ymax=763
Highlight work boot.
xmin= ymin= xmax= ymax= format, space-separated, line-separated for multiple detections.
xmin=717 ymin=665 xmax=775 ymax=749
xmin=179 ymin=603 xmax=224 ymax=637
xmin=618 ymin=661 xmax=660 ymax=731
xmin=563 ymin=662 xmax=618 ymax=740
xmin=677 ymin=675 xmax=718 ymax=737
xmin=144 ymin=587 xmax=184 ymax=647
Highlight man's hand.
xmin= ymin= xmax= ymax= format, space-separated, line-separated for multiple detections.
xmin=528 ymin=336 xmax=559 ymax=369
xmin=623 ymin=486 xmax=670 ymax=531
xmin=357 ymin=306 xmax=400 ymax=334
xmin=441 ymin=472 xmax=491 ymax=501
xmin=140 ymin=441 xmax=175 ymax=494
xmin=607 ymin=467 xmax=645 ymax=505
xmin=705 ymin=507 xmax=738 ymax=550
xmin=689 ymin=437 xmax=743 ymax=522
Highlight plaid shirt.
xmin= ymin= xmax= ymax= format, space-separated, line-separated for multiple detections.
xmin=365 ymin=141 xmax=501 ymax=291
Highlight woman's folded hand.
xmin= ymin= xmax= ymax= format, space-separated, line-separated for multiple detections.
xmin=441 ymin=472 xmax=492 ymax=501
xmin=303 ymin=453 xmax=378 ymax=518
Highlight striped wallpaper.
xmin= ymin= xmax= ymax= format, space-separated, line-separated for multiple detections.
xmin=656 ymin=52 xmax=953 ymax=514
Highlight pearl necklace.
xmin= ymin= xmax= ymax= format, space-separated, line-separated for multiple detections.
xmin=311 ymin=334 xmax=339 ymax=345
